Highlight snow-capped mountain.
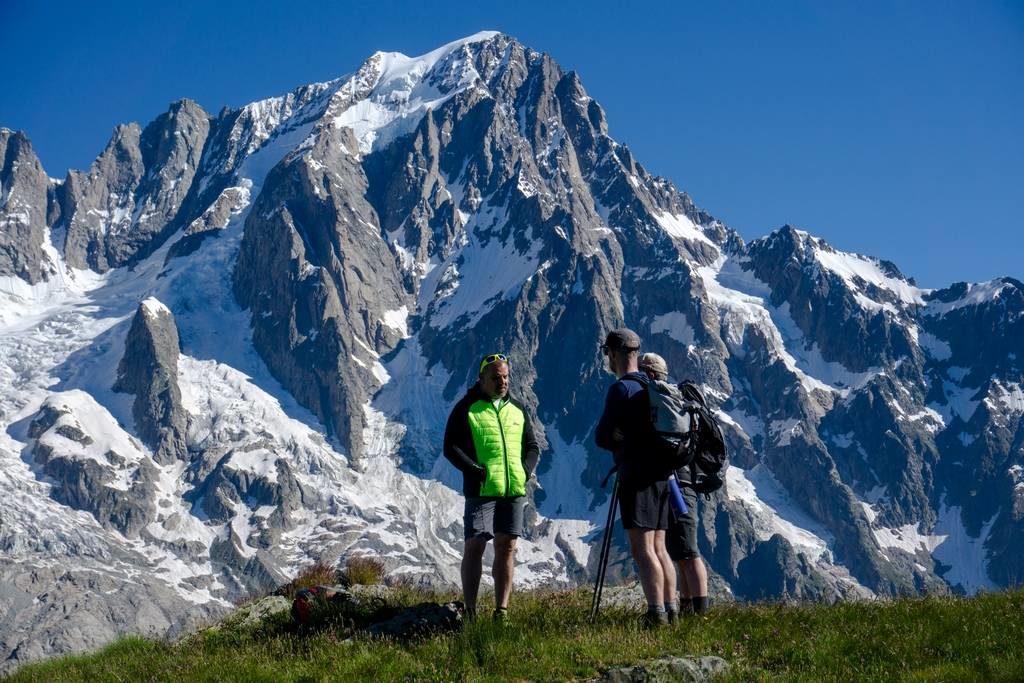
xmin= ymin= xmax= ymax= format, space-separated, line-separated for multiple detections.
xmin=1 ymin=31 xmax=1021 ymax=669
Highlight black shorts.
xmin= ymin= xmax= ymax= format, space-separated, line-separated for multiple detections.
xmin=618 ymin=480 xmax=670 ymax=530
xmin=666 ymin=472 xmax=700 ymax=560
xmin=464 ymin=496 xmax=526 ymax=539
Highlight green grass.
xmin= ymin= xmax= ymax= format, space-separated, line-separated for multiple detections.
xmin=9 ymin=588 xmax=1024 ymax=682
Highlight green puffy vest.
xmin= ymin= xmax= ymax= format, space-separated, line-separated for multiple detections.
xmin=467 ymin=398 xmax=528 ymax=497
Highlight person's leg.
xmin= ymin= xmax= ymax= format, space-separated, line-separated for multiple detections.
xmin=461 ymin=534 xmax=488 ymax=615
xmin=672 ymin=477 xmax=704 ymax=612
xmin=462 ymin=497 xmax=495 ymax=617
xmin=680 ymin=556 xmax=709 ymax=613
xmin=626 ymin=527 xmax=664 ymax=609
xmin=654 ymin=529 xmax=676 ymax=612
xmin=492 ymin=532 xmax=517 ymax=610
xmin=676 ymin=560 xmax=693 ymax=597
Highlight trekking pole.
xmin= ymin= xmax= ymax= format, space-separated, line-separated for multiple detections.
xmin=590 ymin=471 xmax=619 ymax=620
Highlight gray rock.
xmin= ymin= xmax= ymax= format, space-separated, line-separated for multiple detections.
xmin=59 ymin=99 xmax=210 ymax=271
xmin=26 ymin=396 xmax=158 ymax=537
xmin=366 ymin=601 xmax=463 ymax=640
xmin=218 ymin=595 xmax=291 ymax=630
xmin=0 ymin=563 xmax=227 ymax=675
xmin=601 ymin=656 xmax=730 ymax=682
xmin=233 ymin=122 xmax=407 ymax=455
xmin=165 ymin=182 xmax=250 ymax=261
xmin=113 ymin=298 xmax=188 ymax=464
xmin=0 ymin=129 xmax=55 ymax=283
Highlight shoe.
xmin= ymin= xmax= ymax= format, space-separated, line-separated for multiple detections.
xmin=493 ymin=607 xmax=508 ymax=624
xmin=640 ymin=610 xmax=669 ymax=629
xmin=666 ymin=608 xmax=679 ymax=625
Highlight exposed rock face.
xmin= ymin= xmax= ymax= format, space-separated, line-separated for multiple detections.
xmin=165 ymin=182 xmax=251 ymax=261
xmin=113 ymin=298 xmax=188 ymax=464
xmin=59 ymin=99 xmax=210 ymax=271
xmin=0 ymin=129 xmax=55 ymax=283
xmin=26 ymin=392 xmax=158 ymax=537
xmin=0 ymin=563 xmax=226 ymax=674
xmin=233 ymin=123 xmax=407 ymax=453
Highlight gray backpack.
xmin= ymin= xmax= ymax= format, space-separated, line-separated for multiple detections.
xmin=637 ymin=376 xmax=703 ymax=469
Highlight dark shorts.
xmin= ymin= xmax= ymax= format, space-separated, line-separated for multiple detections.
xmin=618 ymin=480 xmax=670 ymax=530
xmin=464 ymin=496 xmax=526 ymax=539
xmin=666 ymin=472 xmax=700 ymax=560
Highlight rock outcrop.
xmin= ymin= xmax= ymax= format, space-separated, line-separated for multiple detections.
xmin=26 ymin=392 xmax=158 ymax=537
xmin=0 ymin=129 xmax=55 ymax=283
xmin=58 ymin=99 xmax=210 ymax=272
xmin=113 ymin=298 xmax=188 ymax=464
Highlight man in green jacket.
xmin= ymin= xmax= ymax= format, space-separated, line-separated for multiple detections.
xmin=443 ymin=353 xmax=540 ymax=621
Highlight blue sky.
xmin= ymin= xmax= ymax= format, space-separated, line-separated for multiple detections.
xmin=2 ymin=0 xmax=1021 ymax=287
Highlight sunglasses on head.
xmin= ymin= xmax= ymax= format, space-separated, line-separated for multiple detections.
xmin=479 ymin=353 xmax=508 ymax=373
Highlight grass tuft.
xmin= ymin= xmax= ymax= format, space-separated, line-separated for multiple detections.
xmin=275 ymin=561 xmax=342 ymax=599
xmin=341 ymin=556 xmax=386 ymax=586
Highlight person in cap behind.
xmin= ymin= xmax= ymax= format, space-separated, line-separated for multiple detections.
xmin=443 ymin=353 xmax=539 ymax=622
xmin=595 ymin=330 xmax=676 ymax=628
xmin=638 ymin=352 xmax=709 ymax=619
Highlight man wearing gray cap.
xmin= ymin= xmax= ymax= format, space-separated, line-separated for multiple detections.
xmin=595 ymin=329 xmax=675 ymax=627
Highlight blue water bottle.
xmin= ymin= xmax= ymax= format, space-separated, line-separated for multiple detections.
xmin=668 ymin=473 xmax=688 ymax=516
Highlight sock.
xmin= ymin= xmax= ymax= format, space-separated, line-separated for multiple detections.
xmin=692 ymin=596 xmax=708 ymax=614
xmin=664 ymin=601 xmax=678 ymax=614
xmin=646 ymin=604 xmax=665 ymax=614
xmin=679 ymin=597 xmax=694 ymax=615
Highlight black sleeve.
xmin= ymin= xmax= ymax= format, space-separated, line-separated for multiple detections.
xmin=520 ymin=409 xmax=540 ymax=478
xmin=594 ymin=383 xmax=625 ymax=451
xmin=443 ymin=399 xmax=483 ymax=474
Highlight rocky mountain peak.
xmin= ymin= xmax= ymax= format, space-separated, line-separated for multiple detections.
xmin=0 ymin=128 xmax=56 ymax=283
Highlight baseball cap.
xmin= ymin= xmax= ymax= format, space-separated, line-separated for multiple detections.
xmin=638 ymin=352 xmax=668 ymax=378
xmin=602 ymin=328 xmax=641 ymax=352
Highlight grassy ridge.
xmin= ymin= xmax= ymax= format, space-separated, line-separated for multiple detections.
xmin=9 ymin=588 xmax=1024 ymax=682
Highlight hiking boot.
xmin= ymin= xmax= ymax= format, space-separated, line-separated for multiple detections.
xmin=692 ymin=596 xmax=709 ymax=615
xmin=493 ymin=607 xmax=508 ymax=624
xmin=640 ymin=609 xmax=669 ymax=629
xmin=666 ymin=607 xmax=679 ymax=625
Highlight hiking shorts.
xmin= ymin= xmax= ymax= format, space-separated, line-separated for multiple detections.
xmin=666 ymin=478 xmax=700 ymax=560
xmin=618 ymin=480 xmax=670 ymax=530
xmin=464 ymin=496 xmax=526 ymax=539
